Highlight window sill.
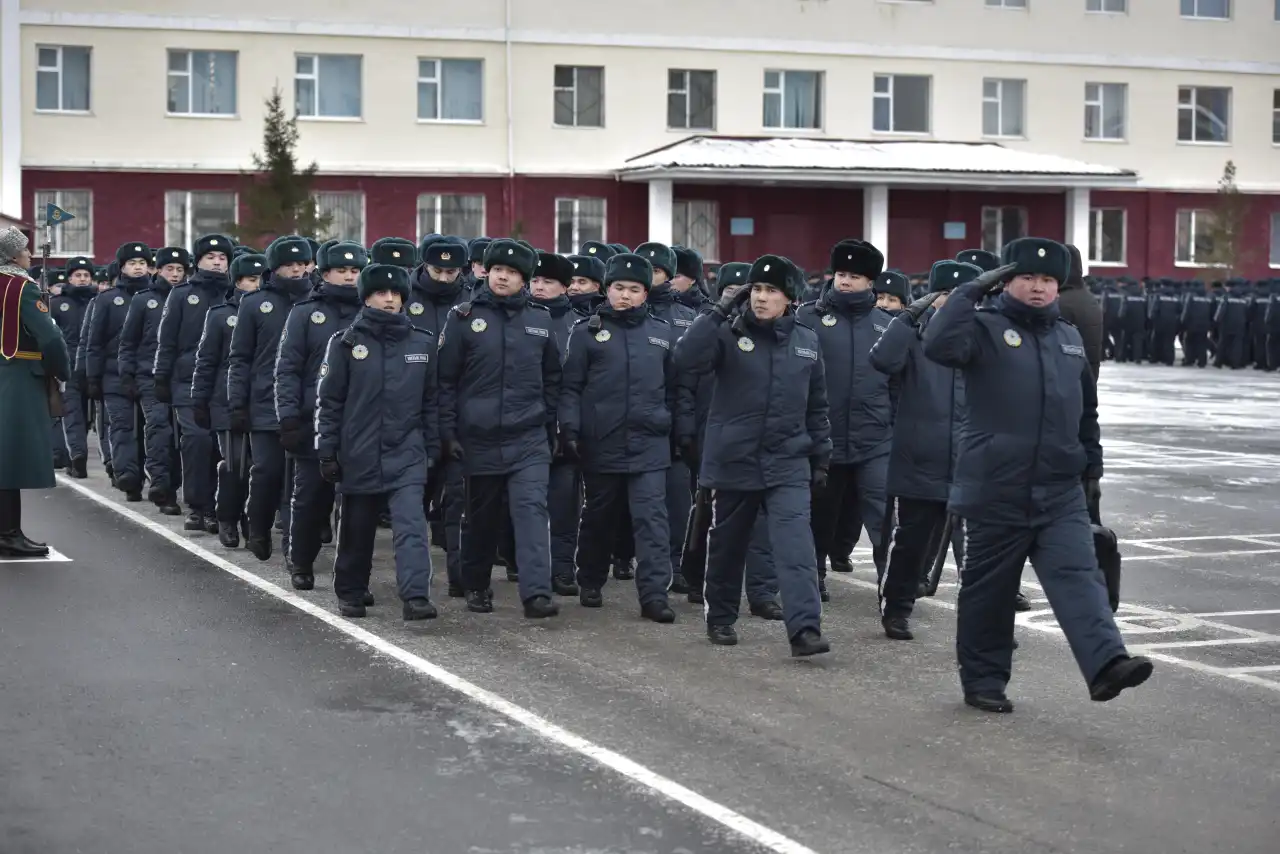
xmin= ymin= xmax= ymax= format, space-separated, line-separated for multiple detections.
xmin=296 ymin=115 xmax=364 ymax=123
xmin=1180 ymin=15 xmax=1231 ymax=21
xmin=1085 ymin=10 xmax=1129 ymax=15
xmin=667 ymin=126 xmax=717 ymax=133
xmin=166 ymin=112 xmax=240 ymax=120
xmin=1176 ymin=139 xmax=1231 ymax=147
xmin=1088 ymin=261 xmax=1128 ymax=268
xmin=1083 ymin=136 xmax=1128 ymax=143
xmin=552 ymin=123 xmax=606 ymax=130
xmin=34 ymin=109 xmax=92 ymax=117
xmin=1174 ymin=262 xmax=1230 ymax=268
xmin=982 ymin=133 xmax=1027 ymax=141
xmin=762 ymin=126 xmax=826 ymax=134
xmin=870 ymin=129 xmax=933 ymax=138
xmin=417 ymin=118 xmax=485 ymax=126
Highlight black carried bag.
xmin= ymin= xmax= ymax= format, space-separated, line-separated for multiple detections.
xmin=1092 ymin=524 xmax=1122 ymax=613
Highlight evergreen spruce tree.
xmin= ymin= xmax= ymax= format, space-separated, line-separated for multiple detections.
xmin=235 ymin=87 xmax=330 ymax=245
xmin=1198 ymin=160 xmax=1253 ymax=277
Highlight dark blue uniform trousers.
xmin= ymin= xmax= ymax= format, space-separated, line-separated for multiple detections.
xmin=175 ymin=405 xmax=216 ymax=513
xmin=957 ymin=510 xmax=1127 ymax=696
xmin=215 ymin=431 xmax=250 ymax=524
xmin=461 ymin=463 xmax=553 ymax=602
xmin=94 ymin=399 xmax=111 ymax=465
xmin=103 ymin=393 xmax=141 ymax=489
xmin=59 ymin=386 xmax=88 ymax=461
xmin=705 ymin=484 xmax=822 ymax=639
xmin=427 ymin=460 xmax=465 ymax=588
xmin=575 ymin=469 xmax=672 ymax=605
xmin=665 ymin=461 xmax=692 ymax=574
xmin=246 ymin=431 xmax=290 ymax=552
xmin=744 ymin=514 xmax=781 ymax=605
xmin=138 ymin=380 xmax=175 ymax=496
xmin=811 ymin=454 xmax=889 ymax=577
xmin=288 ymin=456 xmax=335 ymax=569
xmin=548 ymin=461 xmax=581 ymax=582
xmin=333 ymin=484 xmax=433 ymax=604
xmin=878 ymin=497 xmax=948 ymax=619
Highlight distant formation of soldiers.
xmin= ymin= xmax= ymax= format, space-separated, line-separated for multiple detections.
xmin=36 ymin=229 xmax=1154 ymax=712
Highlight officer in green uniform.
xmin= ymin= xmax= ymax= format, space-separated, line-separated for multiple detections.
xmin=0 ymin=227 xmax=71 ymax=558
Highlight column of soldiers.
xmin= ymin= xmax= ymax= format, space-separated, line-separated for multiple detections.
xmin=37 ymin=226 xmax=1155 ymax=713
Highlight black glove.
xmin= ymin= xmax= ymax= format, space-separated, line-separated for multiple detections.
xmin=154 ymin=375 xmax=172 ymax=404
xmin=120 ymin=374 xmax=139 ymax=402
xmin=678 ymin=438 xmax=699 ymax=473
xmin=905 ymin=291 xmax=944 ymax=323
xmin=444 ymin=438 xmax=465 ymax=462
xmin=1084 ymin=476 xmax=1102 ymax=520
xmin=86 ymin=377 xmax=103 ymax=401
xmin=561 ymin=435 xmax=580 ymax=461
xmin=811 ymin=463 xmax=829 ymax=490
xmin=713 ymin=285 xmax=752 ymax=318
xmin=193 ymin=403 xmax=211 ymax=430
xmin=279 ymin=417 xmax=305 ymax=454
xmin=973 ymin=263 xmax=1019 ymax=295
xmin=547 ymin=424 xmax=559 ymax=457
xmin=230 ymin=408 xmax=250 ymax=434
xmin=319 ymin=457 xmax=342 ymax=484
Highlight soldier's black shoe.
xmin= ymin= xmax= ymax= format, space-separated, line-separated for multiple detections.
xmin=363 ymin=591 xmax=375 ymax=606
xmin=68 ymin=457 xmax=88 ymax=479
xmin=217 ymin=521 xmax=240 ymax=548
xmin=964 ymin=693 xmax=1014 ymax=714
xmin=202 ymin=513 xmax=219 ymax=534
xmin=579 ymin=588 xmax=603 ymax=608
xmin=819 ymin=576 xmax=830 ymax=603
xmin=289 ymin=564 xmax=314 ymax=590
xmin=706 ymin=624 xmax=738 ymax=646
xmin=148 ymin=487 xmax=165 ymax=504
xmin=612 ymin=559 xmax=634 ymax=581
xmin=749 ymin=600 xmax=785 ymax=621
xmin=319 ymin=518 xmax=333 ymax=545
xmin=552 ymin=575 xmax=579 ymax=596
xmin=338 ymin=600 xmax=367 ymax=618
xmin=53 ymin=454 xmax=67 ymax=470
xmin=882 ymin=616 xmax=913 ymax=640
xmin=466 ymin=589 xmax=494 ymax=613
xmin=183 ymin=512 xmax=205 ymax=531
xmin=447 ymin=582 xmax=466 ymax=598
xmin=669 ymin=572 xmax=690 ymax=594
xmin=1014 ymin=591 xmax=1032 ymax=612
xmin=105 ymin=462 xmax=114 ymax=480
xmin=916 ymin=580 xmax=932 ymax=599
xmin=641 ymin=599 xmax=676 ymax=624
xmin=505 ymin=567 xmax=519 ymax=583
xmin=0 ymin=533 xmax=49 ymax=558
xmin=687 ymin=589 xmax=704 ymax=605
xmin=245 ymin=535 xmax=272 ymax=561
xmin=523 ymin=595 xmax=559 ymax=619
xmin=158 ymin=501 xmax=182 ymax=517
xmin=1089 ymin=655 xmax=1154 ymax=702
xmin=378 ymin=512 xmax=392 ymax=529
xmin=790 ymin=629 xmax=831 ymax=657
xmin=125 ymin=491 xmax=143 ymax=503
xmin=403 ymin=597 xmax=438 ymax=620
xmin=829 ymin=555 xmax=854 ymax=573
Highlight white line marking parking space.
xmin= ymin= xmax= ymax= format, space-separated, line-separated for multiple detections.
xmin=57 ymin=476 xmax=819 ymax=854
xmin=0 ymin=547 xmax=71 ymax=563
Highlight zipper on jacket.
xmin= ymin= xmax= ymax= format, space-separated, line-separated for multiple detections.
xmin=1029 ymin=326 xmax=1046 ymax=523
xmin=757 ymin=331 xmax=774 ymax=485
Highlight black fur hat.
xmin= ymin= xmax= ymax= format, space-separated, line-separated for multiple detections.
xmin=604 ymin=253 xmax=654 ymax=290
xmin=747 ymin=254 xmax=797 ymax=300
xmin=1001 ymin=238 xmax=1071 ymax=284
xmin=358 ymin=263 xmax=411 ymax=302
xmin=830 ymin=239 xmax=884 ymax=279
xmin=928 ymin=260 xmax=983 ymax=292
xmin=567 ymin=254 xmax=605 ymax=285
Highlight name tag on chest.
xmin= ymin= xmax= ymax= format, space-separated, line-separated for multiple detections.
xmin=525 ymin=326 xmax=549 ymax=337
xmin=872 ymin=324 xmax=887 ymax=333
xmin=673 ymin=319 xmax=692 ymax=328
xmin=405 ymin=353 xmax=430 ymax=364
xmin=648 ymin=336 xmax=670 ymax=349
xmin=1060 ymin=344 xmax=1084 ymax=357
xmin=794 ymin=347 xmax=819 ymax=360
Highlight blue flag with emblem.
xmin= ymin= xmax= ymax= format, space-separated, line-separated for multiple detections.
xmin=44 ymin=203 xmax=74 ymax=227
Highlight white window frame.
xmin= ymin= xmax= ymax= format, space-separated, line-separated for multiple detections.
xmin=985 ymin=0 xmax=1028 ymax=8
xmin=1180 ymin=0 xmax=1230 ymax=19
xmin=416 ymin=193 xmax=487 ymax=240
xmin=872 ymin=73 xmax=931 ymax=135
xmin=763 ymin=69 xmax=824 ymax=130
xmin=35 ymin=45 xmax=91 ymax=113
xmin=416 ymin=58 xmax=484 ymax=124
xmin=163 ymin=190 xmax=239 ymax=249
xmin=1088 ymin=208 xmax=1127 ymax=266
xmin=980 ymin=205 xmax=1028 ymax=253
xmin=166 ymin=49 xmax=238 ymax=118
xmin=982 ymin=78 xmax=1026 ymax=138
xmin=312 ymin=191 xmax=367 ymax=244
xmin=1084 ymin=82 xmax=1127 ymax=141
xmin=294 ymin=53 xmax=363 ymax=120
xmin=554 ymin=198 xmax=607 ymax=255
xmin=1177 ymin=86 xmax=1231 ymax=144
xmin=1086 ymin=0 xmax=1127 ymax=12
xmin=553 ymin=65 xmax=605 ymax=128
xmin=1270 ymin=212 xmax=1280 ymax=268
xmin=33 ymin=190 xmax=92 ymax=256
xmin=667 ymin=69 xmax=716 ymax=131
xmin=672 ymin=200 xmax=720 ymax=264
xmin=1174 ymin=209 xmax=1222 ymax=266
xmin=1273 ymin=89 xmax=1279 ymax=145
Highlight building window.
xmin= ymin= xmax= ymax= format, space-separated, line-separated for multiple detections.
xmin=1174 ymin=209 xmax=1218 ymax=265
xmin=417 ymin=59 xmax=483 ymax=122
xmin=1088 ymin=208 xmax=1126 ymax=266
xmin=1271 ymin=213 xmax=1280 ymax=267
xmin=982 ymin=79 xmax=1026 ymax=137
xmin=763 ymin=70 xmax=823 ymax=130
xmin=980 ymin=206 xmax=1028 ymax=253
xmin=167 ymin=50 xmax=237 ymax=116
xmin=985 ymin=0 xmax=1027 ymax=7
xmin=33 ymin=190 xmax=92 ymax=255
xmin=672 ymin=200 xmax=719 ymax=263
xmin=668 ymin=69 xmax=716 ymax=131
xmin=35 ymin=46 xmax=91 ymax=112
xmin=1273 ymin=90 xmax=1279 ymax=144
xmin=1084 ymin=82 xmax=1127 ymax=140
xmin=554 ymin=198 xmax=606 ymax=255
xmin=417 ymin=194 xmax=486 ymax=239
xmin=872 ymin=74 xmax=930 ymax=134
xmin=313 ymin=192 xmax=365 ymax=243
xmin=164 ymin=191 xmax=237 ymax=248
xmin=553 ymin=66 xmax=604 ymax=128
xmin=295 ymin=54 xmax=362 ymax=118
xmin=1087 ymin=0 xmax=1126 ymax=11
xmin=1180 ymin=0 xmax=1229 ymax=18
xmin=1177 ymin=86 xmax=1230 ymax=143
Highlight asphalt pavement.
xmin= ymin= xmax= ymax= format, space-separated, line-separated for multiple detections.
xmin=2 ymin=362 xmax=1277 ymax=854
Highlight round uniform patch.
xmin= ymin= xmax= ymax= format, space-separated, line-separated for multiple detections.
xmin=36 ymin=300 xmax=48 ymax=313
xmin=227 ymin=315 xmax=238 ymax=327
xmin=821 ymin=314 xmax=837 ymax=327
xmin=1003 ymin=328 xmax=1022 ymax=348
xmin=310 ymin=311 xmax=326 ymax=325
xmin=59 ymin=302 xmax=70 ymax=312
xmin=260 ymin=301 xmax=274 ymax=314
xmin=147 ymin=299 xmax=159 ymax=309
xmin=353 ymin=344 xmax=369 ymax=360
xmin=595 ymin=329 xmax=611 ymax=343
xmin=187 ymin=294 xmax=200 ymax=305
xmin=470 ymin=318 xmax=487 ymax=333
xmin=319 ymin=363 xmax=328 ymax=378
xmin=737 ymin=336 xmax=755 ymax=352
xmin=114 ymin=296 xmax=125 ymax=306
xmin=409 ymin=302 xmax=424 ymax=316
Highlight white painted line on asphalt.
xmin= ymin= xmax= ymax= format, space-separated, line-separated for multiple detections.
xmin=1129 ymin=638 xmax=1275 ymax=650
xmin=0 ymin=547 xmax=71 ymax=563
xmin=1122 ymin=542 xmax=1194 ymax=556
xmin=1123 ymin=533 xmax=1280 ymax=544
xmin=1189 ymin=609 xmax=1280 ymax=618
xmin=1219 ymin=665 xmax=1280 ymax=674
xmin=1123 ymin=548 xmax=1280 ymax=562
xmin=57 ymin=476 xmax=822 ymax=854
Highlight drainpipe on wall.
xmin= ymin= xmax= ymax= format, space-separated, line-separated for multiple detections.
xmin=503 ymin=0 xmax=516 ymax=235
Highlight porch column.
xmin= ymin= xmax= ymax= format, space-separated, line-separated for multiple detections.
xmin=647 ymin=179 xmax=674 ymax=245
xmin=0 ymin=0 xmax=22 ymax=220
xmin=862 ymin=184 xmax=889 ymax=262
xmin=1065 ymin=187 xmax=1091 ymax=275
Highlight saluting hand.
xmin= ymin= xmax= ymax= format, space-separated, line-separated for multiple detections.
xmin=973 ymin=263 xmax=1019 ymax=295
xmin=904 ymin=291 xmax=944 ymax=323
xmin=713 ymin=286 xmax=751 ymax=318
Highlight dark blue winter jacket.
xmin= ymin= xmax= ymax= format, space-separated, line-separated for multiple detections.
xmin=1181 ymin=288 xmax=1214 ymax=334
xmin=1215 ymin=285 xmax=1251 ymax=337
xmin=50 ymin=285 xmax=94 ymax=358
xmin=646 ymin=284 xmax=698 ymax=336
xmin=190 ymin=290 xmax=245 ymax=432
xmin=794 ymin=288 xmax=894 ymax=465
xmin=674 ymin=307 xmax=831 ymax=491
xmin=870 ymin=309 xmax=965 ymax=503
xmin=559 ymin=304 xmax=676 ymax=474
xmin=314 ymin=306 xmax=439 ymax=495
xmin=153 ymin=269 xmax=230 ymax=405
xmin=436 ymin=286 xmax=562 ymax=476
xmin=533 ymin=294 xmax=576 ymax=360
xmin=75 ymin=294 xmax=99 ymax=375
xmin=118 ymin=281 xmax=173 ymax=382
xmin=227 ymin=274 xmax=313 ymax=431
xmin=1150 ymin=287 xmax=1182 ymax=334
xmin=923 ymin=284 xmax=1102 ymax=527
xmin=1118 ymin=286 xmax=1147 ymax=333
xmin=407 ymin=268 xmax=464 ymax=340
xmin=273 ymin=283 xmax=363 ymax=456
xmin=85 ymin=275 xmax=150 ymax=393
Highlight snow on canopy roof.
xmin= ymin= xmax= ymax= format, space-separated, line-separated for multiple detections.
xmin=619 ymin=135 xmax=1138 ymax=185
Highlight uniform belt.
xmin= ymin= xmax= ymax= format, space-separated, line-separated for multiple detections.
xmin=9 ymin=350 xmax=41 ymax=361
